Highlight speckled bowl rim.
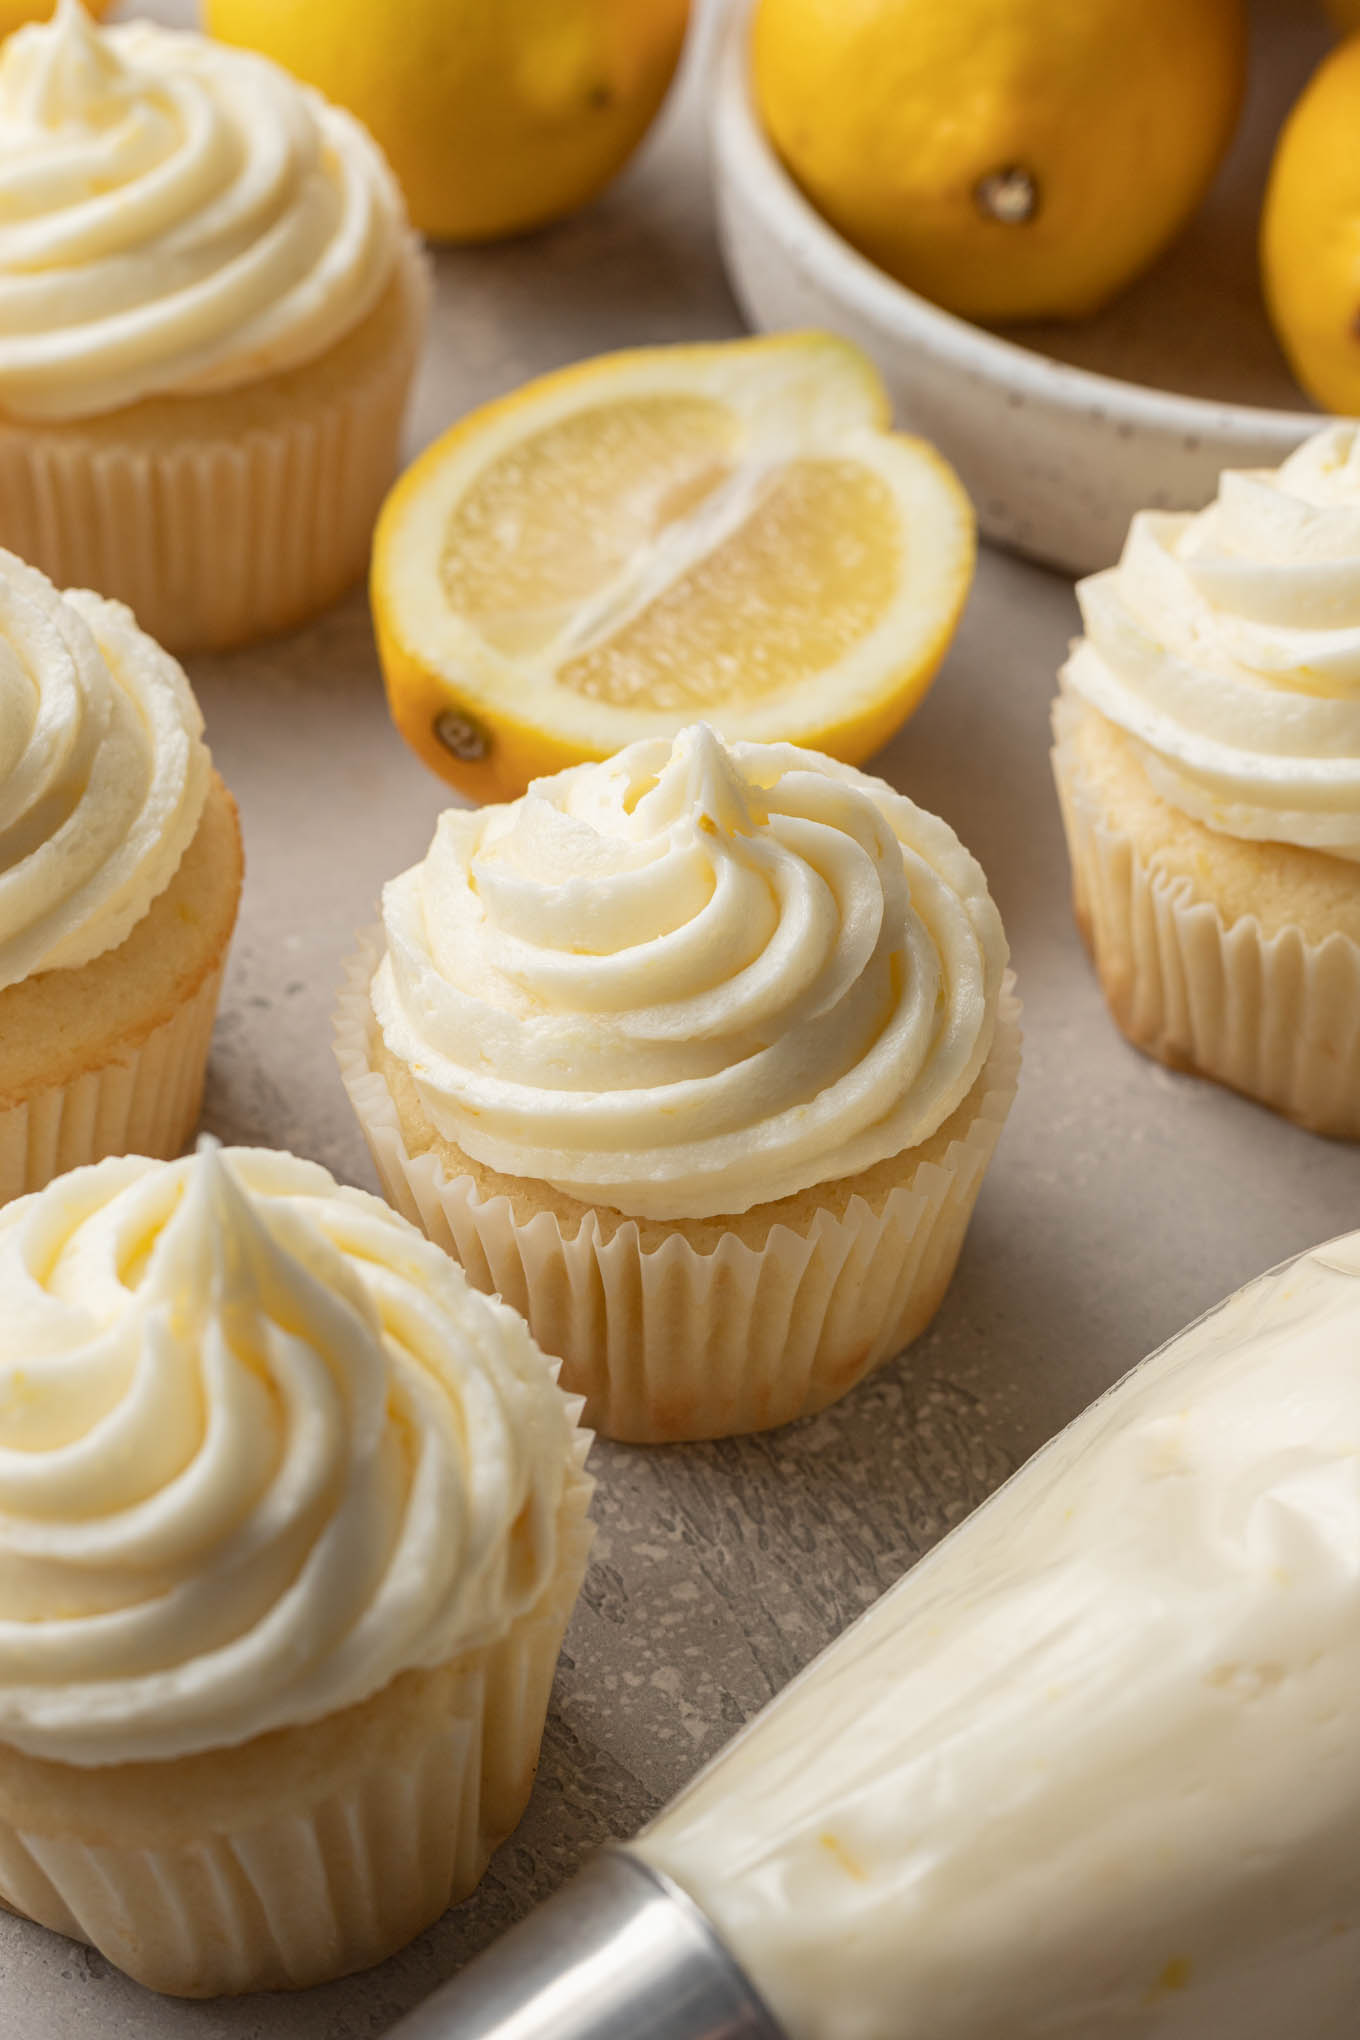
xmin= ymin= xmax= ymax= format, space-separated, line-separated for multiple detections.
xmin=710 ymin=3 xmax=1332 ymax=454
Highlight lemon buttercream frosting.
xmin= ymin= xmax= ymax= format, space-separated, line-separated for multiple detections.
xmin=0 ymin=547 xmax=209 ymax=991
xmin=0 ymin=0 xmax=405 ymax=421
xmin=372 ymin=723 xmax=1009 ymax=1221
xmin=0 ymin=1144 xmax=581 ymax=1764
xmin=639 ymin=1231 xmax=1360 ymax=2039
xmin=1061 ymin=424 xmax=1360 ymax=859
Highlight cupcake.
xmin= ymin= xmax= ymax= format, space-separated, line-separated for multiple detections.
xmin=0 ymin=548 xmax=242 ymax=1204
xmin=336 ymin=723 xmax=1019 ymax=1443
xmin=1053 ymin=424 xmax=1360 ymax=1138
xmin=0 ymin=1142 xmax=593 ymax=1996
xmin=0 ymin=0 xmax=427 ymax=653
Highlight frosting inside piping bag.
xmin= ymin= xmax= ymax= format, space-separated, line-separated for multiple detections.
xmin=637 ymin=1233 xmax=1360 ymax=2039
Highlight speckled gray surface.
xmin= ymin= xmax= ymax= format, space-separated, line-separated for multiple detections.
xmin=6 ymin=4 xmax=1360 ymax=2036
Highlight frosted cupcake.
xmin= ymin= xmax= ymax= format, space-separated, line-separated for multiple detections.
xmin=0 ymin=0 xmax=427 ymax=652
xmin=336 ymin=723 xmax=1019 ymax=1443
xmin=1053 ymin=425 xmax=1360 ymax=1137
xmin=0 ymin=1143 xmax=592 ymax=1996
xmin=0 ymin=548 xmax=241 ymax=1203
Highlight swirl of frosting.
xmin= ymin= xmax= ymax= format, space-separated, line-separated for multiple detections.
xmin=0 ymin=548 xmax=209 ymax=990
xmin=0 ymin=0 xmax=405 ymax=421
xmin=372 ymin=724 xmax=1008 ymax=1221
xmin=0 ymin=1143 xmax=584 ymax=1765
xmin=1061 ymin=423 xmax=1360 ymax=859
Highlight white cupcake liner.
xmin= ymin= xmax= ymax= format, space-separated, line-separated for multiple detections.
xmin=0 ymin=961 xmax=225 ymax=1209
xmin=0 ymin=1440 xmax=593 ymax=1998
xmin=0 ymin=246 xmax=427 ymax=654
xmin=334 ymin=940 xmax=1022 ymax=1443
xmin=1053 ymin=719 xmax=1360 ymax=1139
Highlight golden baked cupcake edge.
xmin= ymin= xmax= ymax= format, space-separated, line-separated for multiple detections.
xmin=1052 ymin=423 xmax=1360 ymax=1138
xmin=0 ymin=549 xmax=243 ymax=1201
xmin=0 ymin=0 xmax=428 ymax=652
xmin=0 ymin=1142 xmax=593 ymax=1996
xmin=336 ymin=722 xmax=1020 ymax=1443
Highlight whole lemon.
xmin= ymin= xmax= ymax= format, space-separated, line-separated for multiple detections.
xmin=203 ymin=0 xmax=690 ymax=244
xmin=752 ymin=0 xmax=1247 ymax=323
xmin=1 ymin=0 xmax=112 ymax=31
xmin=1262 ymin=36 xmax=1360 ymax=413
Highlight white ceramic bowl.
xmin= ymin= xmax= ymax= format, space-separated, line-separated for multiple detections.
xmin=710 ymin=0 xmax=1334 ymax=575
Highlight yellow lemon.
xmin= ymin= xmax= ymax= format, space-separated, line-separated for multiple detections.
xmin=0 ymin=0 xmax=111 ymax=31
xmin=752 ymin=0 xmax=1247 ymax=323
xmin=1263 ymin=37 xmax=1360 ymax=412
xmin=202 ymin=0 xmax=689 ymax=244
xmin=373 ymin=333 xmax=975 ymax=804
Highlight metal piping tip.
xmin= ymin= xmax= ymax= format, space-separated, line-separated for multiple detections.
xmin=385 ymin=1849 xmax=783 ymax=2040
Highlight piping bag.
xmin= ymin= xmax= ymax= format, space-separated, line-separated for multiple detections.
xmin=390 ymin=1232 xmax=1360 ymax=2040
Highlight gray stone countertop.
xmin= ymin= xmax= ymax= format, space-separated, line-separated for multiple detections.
xmin=6 ymin=3 xmax=1359 ymax=2035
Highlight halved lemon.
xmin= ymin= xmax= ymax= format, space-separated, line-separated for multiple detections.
xmin=372 ymin=333 xmax=976 ymax=803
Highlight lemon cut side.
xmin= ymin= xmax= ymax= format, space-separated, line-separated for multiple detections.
xmin=372 ymin=334 xmax=976 ymax=802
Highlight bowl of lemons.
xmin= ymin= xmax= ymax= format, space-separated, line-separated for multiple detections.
xmin=712 ymin=0 xmax=1352 ymax=574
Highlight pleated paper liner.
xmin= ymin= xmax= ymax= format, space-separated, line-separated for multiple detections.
xmin=0 ymin=961 xmax=224 ymax=1208
xmin=0 ymin=1433 xmax=593 ymax=1999
xmin=0 ymin=772 xmax=243 ymax=1206
xmin=336 ymin=939 xmax=1022 ymax=1443
xmin=1053 ymin=710 xmax=1360 ymax=1140
xmin=0 ymin=242 xmax=428 ymax=655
